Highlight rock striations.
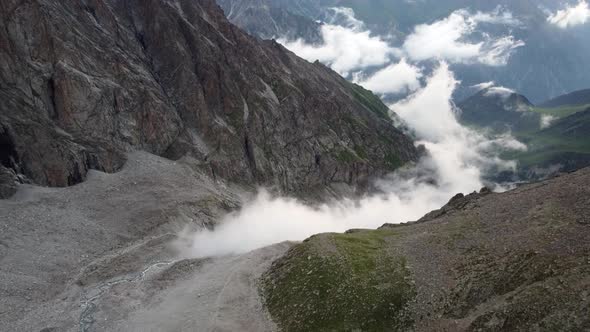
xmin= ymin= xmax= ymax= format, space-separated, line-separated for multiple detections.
xmin=0 ymin=0 xmax=418 ymax=198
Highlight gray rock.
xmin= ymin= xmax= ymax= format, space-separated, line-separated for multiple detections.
xmin=0 ymin=0 xmax=418 ymax=198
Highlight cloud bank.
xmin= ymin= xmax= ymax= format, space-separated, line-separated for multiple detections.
xmin=353 ymin=58 xmax=423 ymax=94
xmin=186 ymin=7 xmax=530 ymax=259
xmin=188 ymin=63 xmax=525 ymax=258
xmin=278 ymin=8 xmax=395 ymax=76
xmin=471 ymin=81 xmax=496 ymax=91
xmin=548 ymin=1 xmax=590 ymax=28
xmin=279 ymin=6 xmax=524 ymax=98
xmin=402 ymin=8 xmax=524 ymax=66
xmin=484 ymin=86 xmax=516 ymax=99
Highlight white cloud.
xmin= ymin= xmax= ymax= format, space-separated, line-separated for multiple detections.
xmin=325 ymin=7 xmax=365 ymax=30
xmin=471 ymin=81 xmax=496 ymax=91
xmin=402 ymin=9 xmax=524 ymax=66
xmin=353 ymin=59 xmax=423 ymax=94
xmin=478 ymin=36 xmax=526 ymax=66
xmin=470 ymin=7 xmax=522 ymax=26
xmin=280 ymin=6 xmax=522 ymax=84
xmin=391 ymin=62 xmax=463 ymax=141
xmin=548 ymin=1 xmax=590 ymax=28
xmin=541 ymin=115 xmax=556 ymax=129
xmin=484 ymin=86 xmax=516 ymax=99
xmin=278 ymin=8 xmax=396 ymax=76
xmin=187 ymin=63 xmax=526 ymax=258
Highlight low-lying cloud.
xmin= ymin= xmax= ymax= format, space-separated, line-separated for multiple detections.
xmin=541 ymin=115 xmax=557 ymax=129
xmin=402 ymin=8 xmax=524 ymax=66
xmin=278 ymin=8 xmax=395 ymax=76
xmin=188 ymin=63 xmax=525 ymax=258
xmin=186 ymin=7 xmax=529 ymax=258
xmin=353 ymin=58 xmax=422 ymax=95
xmin=548 ymin=1 xmax=590 ymax=29
xmin=484 ymin=86 xmax=516 ymax=99
xmin=471 ymin=81 xmax=496 ymax=91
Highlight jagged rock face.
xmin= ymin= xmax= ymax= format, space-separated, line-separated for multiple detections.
xmin=0 ymin=0 xmax=418 ymax=195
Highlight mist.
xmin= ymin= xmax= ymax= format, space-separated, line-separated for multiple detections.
xmin=187 ymin=7 xmax=528 ymax=259
xmin=548 ymin=1 xmax=590 ymax=29
xmin=188 ymin=62 xmax=525 ymax=258
xmin=277 ymin=8 xmax=395 ymax=76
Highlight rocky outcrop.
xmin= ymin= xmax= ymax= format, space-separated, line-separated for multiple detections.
xmin=0 ymin=0 xmax=418 ymax=197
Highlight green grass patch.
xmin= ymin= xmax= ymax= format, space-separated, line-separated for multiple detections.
xmin=262 ymin=230 xmax=416 ymax=332
xmin=504 ymin=130 xmax=590 ymax=167
xmin=354 ymin=145 xmax=369 ymax=160
xmin=349 ymin=83 xmax=390 ymax=119
xmin=384 ymin=153 xmax=403 ymax=169
xmin=334 ymin=148 xmax=361 ymax=163
xmin=530 ymin=104 xmax=590 ymax=118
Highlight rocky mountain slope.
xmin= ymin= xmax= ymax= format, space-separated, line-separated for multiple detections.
xmin=3 ymin=152 xmax=588 ymax=331
xmin=0 ymin=0 xmax=420 ymax=330
xmin=262 ymin=167 xmax=590 ymax=331
xmin=0 ymin=0 xmax=418 ymax=199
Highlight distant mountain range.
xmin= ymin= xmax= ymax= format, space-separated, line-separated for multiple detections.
xmin=539 ymin=88 xmax=590 ymax=108
xmin=217 ymin=0 xmax=590 ymax=103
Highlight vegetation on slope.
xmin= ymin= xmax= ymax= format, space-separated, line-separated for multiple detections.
xmin=261 ymin=230 xmax=416 ymax=332
xmin=349 ymin=83 xmax=391 ymax=119
xmin=262 ymin=169 xmax=590 ymax=331
xmin=507 ymin=108 xmax=590 ymax=170
xmin=458 ymin=89 xmax=590 ymax=174
xmin=530 ymin=104 xmax=590 ymax=118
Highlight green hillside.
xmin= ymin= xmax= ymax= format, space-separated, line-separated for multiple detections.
xmin=507 ymin=108 xmax=590 ymax=171
xmin=530 ymin=104 xmax=590 ymax=118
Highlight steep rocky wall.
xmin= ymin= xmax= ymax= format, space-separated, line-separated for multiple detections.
xmin=0 ymin=0 xmax=417 ymax=197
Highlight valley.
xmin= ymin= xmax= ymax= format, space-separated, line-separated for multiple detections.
xmin=1 ymin=0 xmax=589 ymax=331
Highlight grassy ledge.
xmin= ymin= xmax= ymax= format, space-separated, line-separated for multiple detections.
xmin=261 ymin=230 xmax=416 ymax=332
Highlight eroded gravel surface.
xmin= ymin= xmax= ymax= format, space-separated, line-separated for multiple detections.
xmin=0 ymin=152 xmax=288 ymax=331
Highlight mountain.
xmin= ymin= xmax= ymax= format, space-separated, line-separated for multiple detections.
xmin=539 ymin=88 xmax=590 ymax=108
xmin=217 ymin=0 xmax=590 ymax=103
xmin=262 ymin=167 xmax=590 ymax=331
xmin=458 ymin=87 xmax=539 ymax=133
xmin=541 ymin=108 xmax=590 ymax=139
xmin=0 ymin=0 xmax=418 ymax=199
xmin=0 ymin=0 xmax=421 ymax=329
